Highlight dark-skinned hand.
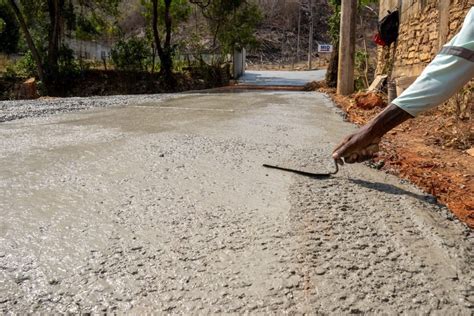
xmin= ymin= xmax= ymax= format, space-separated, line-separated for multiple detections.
xmin=332 ymin=126 xmax=381 ymax=164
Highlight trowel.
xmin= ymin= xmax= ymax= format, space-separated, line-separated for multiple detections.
xmin=263 ymin=159 xmax=339 ymax=178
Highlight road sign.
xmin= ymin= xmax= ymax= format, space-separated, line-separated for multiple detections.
xmin=317 ymin=44 xmax=333 ymax=53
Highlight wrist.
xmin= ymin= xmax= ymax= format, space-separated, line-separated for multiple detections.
xmin=366 ymin=103 xmax=412 ymax=138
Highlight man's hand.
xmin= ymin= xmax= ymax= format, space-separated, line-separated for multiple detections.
xmin=332 ymin=103 xmax=413 ymax=165
xmin=332 ymin=126 xmax=381 ymax=164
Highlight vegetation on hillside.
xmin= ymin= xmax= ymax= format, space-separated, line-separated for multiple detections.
xmin=0 ymin=0 xmax=376 ymax=97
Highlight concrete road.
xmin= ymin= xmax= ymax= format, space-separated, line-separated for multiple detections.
xmin=238 ymin=70 xmax=325 ymax=86
xmin=0 ymin=92 xmax=472 ymax=314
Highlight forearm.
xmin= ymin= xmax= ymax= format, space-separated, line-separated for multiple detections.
xmin=365 ymin=103 xmax=414 ymax=138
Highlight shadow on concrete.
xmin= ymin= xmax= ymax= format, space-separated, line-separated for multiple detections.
xmin=348 ymin=178 xmax=439 ymax=206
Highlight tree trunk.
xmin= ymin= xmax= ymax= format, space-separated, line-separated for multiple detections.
xmin=7 ymin=0 xmax=45 ymax=83
xmin=296 ymin=1 xmax=301 ymax=64
xmin=47 ymin=0 xmax=62 ymax=82
xmin=325 ymin=41 xmax=338 ymax=87
xmin=337 ymin=0 xmax=357 ymax=95
xmin=307 ymin=0 xmax=313 ymax=70
xmin=151 ymin=0 xmax=174 ymax=84
xmin=162 ymin=0 xmax=173 ymax=79
xmin=151 ymin=43 xmax=156 ymax=74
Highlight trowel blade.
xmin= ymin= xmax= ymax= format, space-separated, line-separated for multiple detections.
xmin=262 ymin=164 xmax=333 ymax=178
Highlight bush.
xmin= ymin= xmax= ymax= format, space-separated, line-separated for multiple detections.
xmin=111 ymin=38 xmax=150 ymax=72
xmin=13 ymin=51 xmax=36 ymax=77
xmin=58 ymin=45 xmax=80 ymax=77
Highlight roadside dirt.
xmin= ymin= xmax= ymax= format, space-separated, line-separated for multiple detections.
xmin=246 ymin=61 xmax=328 ymax=71
xmin=321 ymin=87 xmax=474 ymax=228
xmin=0 ymin=67 xmax=230 ymax=101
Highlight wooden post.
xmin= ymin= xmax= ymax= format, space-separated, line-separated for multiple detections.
xmin=337 ymin=0 xmax=357 ymax=95
xmin=307 ymin=0 xmax=313 ymax=70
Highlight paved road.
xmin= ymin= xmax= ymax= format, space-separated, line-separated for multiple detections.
xmin=238 ymin=70 xmax=325 ymax=86
xmin=0 ymin=91 xmax=472 ymax=314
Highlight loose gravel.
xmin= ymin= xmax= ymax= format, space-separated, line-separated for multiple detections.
xmin=0 ymin=94 xmax=178 ymax=123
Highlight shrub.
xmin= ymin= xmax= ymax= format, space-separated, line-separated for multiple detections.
xmin=111 ymin=38 xmax=150 ymax=72
xmin=9 ymin=51 xmax=37 ymax=78
xmin=58 ymin=45 xmax=80 ymax=77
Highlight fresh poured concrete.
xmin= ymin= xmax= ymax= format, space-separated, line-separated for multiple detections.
xmin=0 ymin=92 xmax=472 ymax=314
xmin=238 ymin=70 xmax=326 ymax=86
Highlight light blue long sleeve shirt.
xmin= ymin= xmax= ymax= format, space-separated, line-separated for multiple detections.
xmin=392 ymin=7 xmax=474 ymax=117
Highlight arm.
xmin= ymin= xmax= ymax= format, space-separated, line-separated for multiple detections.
xmin=333 ymin=8 xmax=474 ymax=164
xmin=332 ymin=104 xmax=412 ymax=164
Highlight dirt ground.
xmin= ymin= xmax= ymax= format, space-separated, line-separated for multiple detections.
xmin=0 ymin=91 xmax=472 ymax=313
xmin=246 ymin=60 xmax=328 ymax=71
xmin=324 ymin=89 xmax=474 ymax=228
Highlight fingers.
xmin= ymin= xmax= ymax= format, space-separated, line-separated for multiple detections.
xmin=332 ymin=141 xmax=381 ymax=164
xmin=345 ymin=152 xmax=374 ymax=164
xmin=332 ymin=135 xmax=354 ymax=160
xmin=332 ymin=132 xmax=381 ymax=164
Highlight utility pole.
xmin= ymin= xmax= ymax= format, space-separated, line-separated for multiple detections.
xmin=336 ymin=0 xmax=357 ymax=95
xmin=307 ymin=0 xmax=314 ymax=70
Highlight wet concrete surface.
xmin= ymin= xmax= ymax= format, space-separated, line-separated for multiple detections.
xmin=0 ymin=92 xmax=472 ymax=313
xmin=238 ymin=70 xmax=325 ymax=86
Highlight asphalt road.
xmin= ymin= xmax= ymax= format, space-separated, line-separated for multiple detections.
xmin=0 ymin=91 xmax=472 ymax=314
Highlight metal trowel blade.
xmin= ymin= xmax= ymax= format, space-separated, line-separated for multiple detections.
xmin=262 ymin=162 xmax=338 ymax=178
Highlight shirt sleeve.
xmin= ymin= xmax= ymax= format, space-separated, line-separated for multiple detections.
xmin=392 ymin=8 xmax=474 ymax=117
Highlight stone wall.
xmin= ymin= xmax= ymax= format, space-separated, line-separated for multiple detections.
xmin=376 ymin=0 xmax=473 ymax=93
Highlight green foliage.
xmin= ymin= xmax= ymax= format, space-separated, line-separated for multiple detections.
xmin=5 ymin=45 xmax=79 ymax=78
xmin=111 ymin=37 xmax=150 ymax=71
xmin=73 ymin=1 xmax=121 ymax=40
xmin=6 ymin=51 xmax=37 ymax=78
xmin=76 ymin=14 xmax=102 ymax=40
xmin=355 ymin=50 xmax=368 ymax=70
xmin=327 ymin=2 xmax=340 ymax=44
xmin=327 ymin=0 xmax=378 ymax=44
xmin=0 ymin=18 xmax=5 ymax=33
xmin=354 ymin=50 xmax=369 ymax=90
xmin=58 ymin=45 xmax=80 ymax=76
xmin=141 ymin=0 xmax=191 ymax=30
xmin=0 ymin=2 xmax=20 ymax=54
xmin=140 ymin=0 xmax=191 ymax=56
xmin=216 ymin=2 xmax=262 ymax=53
xmin=10 ymin=1 xmax=120 ymax=57
xmin=359 ymin=0 xmax=378 ymax=7
xmin=194 ymin=0 xmax=262 ymax=54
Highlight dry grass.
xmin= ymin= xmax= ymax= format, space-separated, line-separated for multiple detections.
xmin=0 ymin=54 xmax=12 ymax=74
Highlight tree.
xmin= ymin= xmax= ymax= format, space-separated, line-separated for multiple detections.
xmin=141 ymin=0 xmax=189 ymax=80
xmin=7 ymin=0 xmax=45 ymax=83
xmin=111 ymin=37 xmax=150 ymax=71
xmin=152 ymin=0 xmax=173 ymax=79
xmin=307 ymin=0 xmax=313 ymax=69
xmin=6 ymin=0 xmax=120 ymax=92
xmin=0 ymin=2 xmax=19 ymax=54
xmin=326 ymin=0 xmax=376 ymax=88
xmin=191 ymin=0 xmax=262 ymax=56
xmin=325 ymin=0 xmax=341 ymax=87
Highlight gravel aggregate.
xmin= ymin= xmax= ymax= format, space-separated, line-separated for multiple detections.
xmin=0 ymin=92 xmax=472 ymax=314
